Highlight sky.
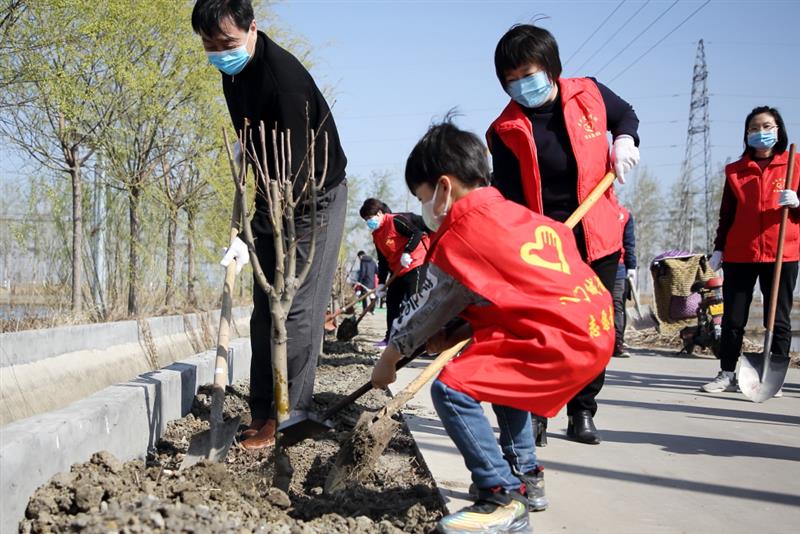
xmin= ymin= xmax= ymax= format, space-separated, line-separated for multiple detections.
xmin=266 ymin=0 xmax=800 ymax=207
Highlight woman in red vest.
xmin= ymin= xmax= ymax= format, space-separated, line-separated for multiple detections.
xmin=702 ymin=106 xmax=799 ymax=394
xmin=487 ymin=24 xmax=640 ymax=445
xmin=371 ymin=120 xmax=614 ymax=533
xmin=359 ymin=198 xmax=430 ymax=346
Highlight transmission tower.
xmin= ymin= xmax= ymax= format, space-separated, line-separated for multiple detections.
xmin=675 ymin=39 xmax=712 ymax=251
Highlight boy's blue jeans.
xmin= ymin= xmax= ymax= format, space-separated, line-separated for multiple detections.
xmin=431 ymin=379 xmax=537 ymax=493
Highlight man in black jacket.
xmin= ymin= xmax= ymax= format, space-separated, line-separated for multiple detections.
xmin=356 ymin=251 xmax=378 ymax=313
xmin=192 ymin=0 xmax=348 ymax=450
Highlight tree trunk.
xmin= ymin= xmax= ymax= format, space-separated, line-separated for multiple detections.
xmin=127 ymin=184 xmax=141 ymax=316
xmin=69 ymin=151 xmax=83 ymax=313
xmin=165 ymin=207 xmax=178 ymax=308
xmin=186 ymin=206 xmax=197 ymax=307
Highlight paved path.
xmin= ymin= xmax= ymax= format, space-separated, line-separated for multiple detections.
xmin=357 ymin=314 xmax=800 ymax=533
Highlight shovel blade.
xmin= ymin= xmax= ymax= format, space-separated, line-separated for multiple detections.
xmin=626 ymin=305 xmax=658 ymax=330
xmin=336 ymin=316 xmax=359 ymax=342
xmin=278 ymin=412 xmax=335 ymax=447
xmin=738 ymin=352 xmax=790 ymax=403
xmin=180 ymin=416 xmax=241 ymax=470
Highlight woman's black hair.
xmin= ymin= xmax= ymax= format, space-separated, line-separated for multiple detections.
xmin=405 ymin=118 xmax=491 ymax=193
xmin=742 ymin=106 xmax=789 ymax=157
xmin=191 ymin=0 xmax=254 ymax=37
xmin=359 ymin=198 xmax=391 ymax=219
xmin=494 ymin=24 xmax=562 ymax=87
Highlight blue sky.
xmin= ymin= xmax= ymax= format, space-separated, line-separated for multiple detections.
xmin=270 ymin=0 xmax=800 ymax=205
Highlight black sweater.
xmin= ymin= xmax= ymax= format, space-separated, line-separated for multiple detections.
xmin=490 ymin=78 xmax=638 ymax=253
xmin=221 ymin=32 xmax=347 ymax=234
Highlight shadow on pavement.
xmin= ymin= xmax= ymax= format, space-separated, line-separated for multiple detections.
xmin=600 ymin=398 xmax=800 ymax=426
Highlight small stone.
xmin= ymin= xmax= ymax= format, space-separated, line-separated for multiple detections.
xmin=100 ymin=501 xmax=108 ymax=513
xmin=25 ymin=495 xmax=57 ymax=519
xmin=265 ymin=487 xmax=291 ymax=509
xmin=181 ymin=490 xmax=204 ymax=506
xmin=91 ymin=451 xmax=124 ymax=474
xmin=149 ymin=512 xmax=166 ymax=529
xmin=309 ymin=486 xmax=323 ymax=496
xmin=74 ymin=482 xmax=104 ymax=512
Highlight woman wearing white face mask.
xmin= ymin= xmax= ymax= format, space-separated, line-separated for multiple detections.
xmin=487 ymin=23 xmax=641 ymax=445
xmin=701 ymin=106 xmax=799 ymax=394
xmin=359 ymin=198 xmax=431 ymax=346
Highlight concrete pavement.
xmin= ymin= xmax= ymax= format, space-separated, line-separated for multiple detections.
xmin=365 ymin=312 xmax=800 ymax=534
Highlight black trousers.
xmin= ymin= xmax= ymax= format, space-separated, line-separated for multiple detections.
xmin=612 ymin=275 xmax=629 ymax=352
xmin=719 ymin=261 xmax=798 ymax=373
xmin=249 ymin=182 xmax=348 ymax=419
xmin=385 ymin=265 xmax=425 ymax=340
xmin=566 ymin=251 xmax=621 ymax=416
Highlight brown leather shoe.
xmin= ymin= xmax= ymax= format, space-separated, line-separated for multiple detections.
xmin=241 ymin=419 xmax=277 ymax=450
xmin=240 ymin=418 xmax=268 ymax=439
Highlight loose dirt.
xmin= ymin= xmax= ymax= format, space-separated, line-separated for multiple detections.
xmin=19 ymin=319 xmax=445 ymax=534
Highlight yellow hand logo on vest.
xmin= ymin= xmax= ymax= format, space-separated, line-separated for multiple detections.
xmin=520 ymin=226 xmax=571 ymax=275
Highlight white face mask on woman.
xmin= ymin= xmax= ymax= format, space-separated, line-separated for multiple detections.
xmin=421 ymin=181 xmax=450 ymax=231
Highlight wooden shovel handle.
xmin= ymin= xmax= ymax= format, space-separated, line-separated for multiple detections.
xmin=327 ymin=274 xmax=395 ymax=321
xmin=764 ymin=143 xmax=796 ymax=335
xmin=379 ymin=339 xmax=470 ymax=418
xmin=564 ymin=171 xmax=616 ymax=229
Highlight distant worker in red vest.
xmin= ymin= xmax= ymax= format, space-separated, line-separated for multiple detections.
xmin=487 ymin=24 xmax=640 ymax=445
xmin=613 ymin=207 xmax=637 ymax=358
xmin=702 ymin=106 xmax=799 ymax=394
xmin=371 ymin=120 xmax=614 ymax=534
xmin=359 ymin=199 xmax=430 ymax=346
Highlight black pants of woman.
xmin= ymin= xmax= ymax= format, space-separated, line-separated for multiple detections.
xmin=385 ymin=265 xmax=425 ymax=341
xmin=719 ymin=261 xmax=798 ymax=373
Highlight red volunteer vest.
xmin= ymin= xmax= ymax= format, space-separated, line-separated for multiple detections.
xmin=722 ymin=152 xmax=800 ymax=263
xmin=372 ymin=213 xmax=430 ymax=276
xmin=431 ymin=188 xmax=614 ymax=417
xmin=488 ymin=77 xmax=622 ymax=262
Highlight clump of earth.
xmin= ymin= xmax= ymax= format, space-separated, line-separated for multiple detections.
xmin=20 ymin=327 xmax=445 ymax=533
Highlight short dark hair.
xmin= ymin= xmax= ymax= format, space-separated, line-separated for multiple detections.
xmin=494 ymin=24 xmax=562 ymax=87
xmin=405 ymin=120 xmax=491 ymax=192
xmin=359 ymin=198 xmax=391 ymax=219
xmin=191 ymin=0 xmax=254 ymax=37
xmin=742 ymin=106 xmax=789 ymax=157
xmin=357 ymin=250 xmax=365 ymax=257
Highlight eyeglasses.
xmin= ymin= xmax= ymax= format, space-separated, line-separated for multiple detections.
xmin=747 ymin=124 xmax=777 ymax=133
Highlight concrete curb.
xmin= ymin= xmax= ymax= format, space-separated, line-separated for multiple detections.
xmin=0 ymin=337 xmax=252 ymax=534
xmin=0 ymin=307 xmax=251 ymax=425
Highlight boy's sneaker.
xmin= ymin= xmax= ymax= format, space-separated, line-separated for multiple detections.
xmin=518 ymin=466 xmax=548 ymax=512
xmin=700 ymin=371 xmax=738 ymax=393
xmin=437 ymin=487 xmax=530 ymax=534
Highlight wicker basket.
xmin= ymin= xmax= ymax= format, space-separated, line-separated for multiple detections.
xmin=650 ymin=253 xmax=714 ymax=326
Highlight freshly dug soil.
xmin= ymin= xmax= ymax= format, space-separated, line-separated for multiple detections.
xmin=20 ymin=333 xmax=444 ymax=533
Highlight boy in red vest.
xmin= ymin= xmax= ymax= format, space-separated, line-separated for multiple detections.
xmin=371 ymin=121 xmax=614 ymax=534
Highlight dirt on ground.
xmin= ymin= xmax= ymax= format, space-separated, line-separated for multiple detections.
xmin=19 ymin=326 xmax=445 ymax=534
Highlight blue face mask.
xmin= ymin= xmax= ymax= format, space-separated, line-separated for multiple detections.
xmin=207 ymin=30 xmax=253 ymax=76
xmin=747 ymin=129 xmax=778 ymax=150
xmin=505 ymin=71 xmax=553 ymax=109
xmin=366 ymin=216 xmax=381 ymax=232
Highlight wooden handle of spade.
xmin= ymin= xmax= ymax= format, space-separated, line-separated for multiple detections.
xmin=564 ymin=171 xmax=616 ymax=229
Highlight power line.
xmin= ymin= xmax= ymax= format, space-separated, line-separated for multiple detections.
xmin=571 ymin=0 xmax=651 ymax=74
xmin=563 ymin=0 xmax=626 ymax=67
xmin=594 ymin=0 xmax=680 ymax=78
xmin=607 ymin=0 xmax=712 ymax=83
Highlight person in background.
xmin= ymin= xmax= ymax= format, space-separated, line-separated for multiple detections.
xmin=359 ymin=198 xmax=430 ymax=347
xmin=192 ymin=0 xmax=348 ymax=450
xmin=487 ymin=24 xmax=640 ymax=444
xmin=613 ymin=207 xmax=637 ymax=358
xmin=355 ymin=250 xmax=378 ymax=314
xmin=702 ymin=106 xmax=799 ymax=394
xmin=371 ymin=120 xmax=614 ymax=533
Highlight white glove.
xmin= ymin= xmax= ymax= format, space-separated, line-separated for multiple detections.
xmin=376 ymin=283 xmax=386 ymax=299
xmin=709 ymin=250 xmax=723 ymax=272
xmin=626 ymin=269 xmax=637 ymax=287
xmin=220 ymin=236 xmax=250 ymax=275
xmin=778 ymin=189 xmax=799 ymax=208
xmin=400 ymin=252 xmax=413 ymax=268
xmin=611 ymin=135 xmax=639 ymax=184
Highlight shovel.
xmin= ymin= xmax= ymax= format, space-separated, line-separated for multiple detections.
xmin=325 ymin=339 xmax=469 ymax=493
xmin=739 ymin=143 xmax=796 ymax=403
xmin=336 ymin=296 xmax=377 ymax=342
xmin=626 ymin=275 xmax=658 ymax=330
xmin=181 ymin=184 xmax=243 ymax=469
xmin=324 ymin=284 xmax=376 ymax=333
xmin=278 ymin=346 xmax=426 ymax=447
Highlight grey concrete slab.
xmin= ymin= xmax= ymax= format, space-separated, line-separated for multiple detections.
xmin=0 ymin=338 xmax=252 ymax=534
xmin=389 ymin=344 xmax=800 ymax=534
